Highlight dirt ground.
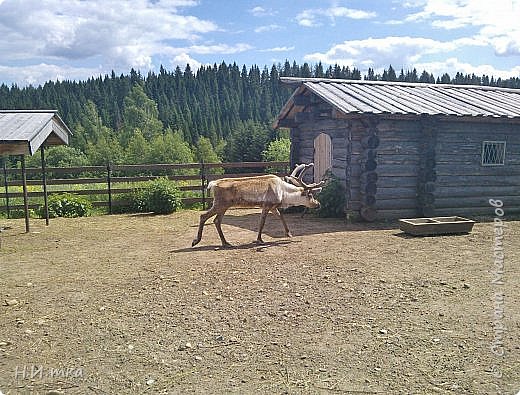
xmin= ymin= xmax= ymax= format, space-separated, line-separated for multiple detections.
xmin=0 ymin=209 xmax=519 ymax=394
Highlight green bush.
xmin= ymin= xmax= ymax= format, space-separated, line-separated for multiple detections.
xmin=43 ymin=193 xmax=92 ymax=218
xmin=4 ymin=209 xmax=38 ymax=219
xmin=316 ymin=172 xmax=346 ymax=218
xmin=262 ymin=137 xmax=291 ymax=173
xmin=110 ymin=192 xmax=135 ymax=214
xmin=130 ymin=178 xmax=182 ymax=214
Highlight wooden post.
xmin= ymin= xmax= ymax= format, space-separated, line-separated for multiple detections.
xmin=21 ymin=154 xmax=30 ymax=233
xmin=41 ymin=146 xmax=50 ymax=225
xmin=345 ymin=123 xmax=352 ymax=216
xmin=107 ymin=162 xmax=113 ymax=214
xmin=200 ymin=160 xmax=206 ymax=210
xmin=2 ymin=158 xmax=9 ymax=219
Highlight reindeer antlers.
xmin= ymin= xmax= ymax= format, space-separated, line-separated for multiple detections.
xmin=285 ymin=163 xmax=326 ymax=189
xmin=288 ymin=163 xmax=308 ymax=178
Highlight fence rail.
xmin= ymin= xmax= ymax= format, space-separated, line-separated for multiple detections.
xmin=1 ymin=161 xmax=290 ymax=216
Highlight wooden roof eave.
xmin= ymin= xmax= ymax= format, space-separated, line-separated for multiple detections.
xmin=27 ymin=118 xmax=70 ymax=155
xmin=0 ymin=141 xmax=31 ymax=155
xmin=331 ymin=109 xmax=520 ymax=125
xmin=273 ymin=84 xmax=307 ymax=129
xmin=0 ymin=114 xmax=72 ymax=156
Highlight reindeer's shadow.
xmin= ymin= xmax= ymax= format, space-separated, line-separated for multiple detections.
xmin=180 ymin=209 xmax=401 ymax=251
xmin=172 ymin=239 xmax=298 ymax=253
xmin=191 ymin=209 xmax=398 ymax=238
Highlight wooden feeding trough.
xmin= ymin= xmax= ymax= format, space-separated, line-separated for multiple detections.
xmin=399 ymin=216 xmax=476 ymax=236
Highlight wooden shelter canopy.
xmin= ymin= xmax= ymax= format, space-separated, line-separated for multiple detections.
xmin=274 ymin=77 xmax=520 ymax=128
xmin=0 ymin=110 xmax=71 ymax=155
xmin=1 ymin=110 xmax=72 ymax=233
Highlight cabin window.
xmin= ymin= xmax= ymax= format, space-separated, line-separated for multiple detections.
xmin=482 ymin=141 xmax=506 ymax=166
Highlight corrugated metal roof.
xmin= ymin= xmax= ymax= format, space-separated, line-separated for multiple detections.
xmin=275 ymin=77 xmax=520 ymax=126
xmin=0 ymin=110 xmax=72 ymax=155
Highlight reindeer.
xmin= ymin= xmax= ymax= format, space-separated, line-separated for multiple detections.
xmin=192 ymin=164 xmax=324 ymax=247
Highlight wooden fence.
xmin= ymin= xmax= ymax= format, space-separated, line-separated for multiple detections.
xmin=0 ymin=161 xmax=290 ymax=216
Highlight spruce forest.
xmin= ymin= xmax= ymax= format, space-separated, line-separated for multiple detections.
xmin=1 ymin=61 xmax=520 ymax=168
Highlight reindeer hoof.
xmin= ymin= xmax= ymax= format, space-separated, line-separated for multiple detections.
xmin=222 ymin=242 xmax=232 ymax=248
xmin=286 ymin=232 xmax=293 ymax=238
xmin=254 ymin=239 xmax=265 ymax=245
xmin=192 ymin=239 xmax=199 ymax=247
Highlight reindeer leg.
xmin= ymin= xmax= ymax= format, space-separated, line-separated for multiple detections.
xmin=255 ymin=206 xmax=270 ymax=244
xmin=271 ymin=207 xmax=292 ymax=237
xmin=214 ymin=212 xmax=232 ymax=247
xmin=192 ymin=206 xmax=219 ymax=247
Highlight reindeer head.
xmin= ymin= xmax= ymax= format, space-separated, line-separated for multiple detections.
xmin=285 ymin=163 xmax=325 ymax=208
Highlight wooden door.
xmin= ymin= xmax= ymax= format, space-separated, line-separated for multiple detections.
xmin=313 ymin=133 xmax=332 ymax=182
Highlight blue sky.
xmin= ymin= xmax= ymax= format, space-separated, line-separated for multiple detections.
xmin=0 ymin=0 xmax=519 ymax=87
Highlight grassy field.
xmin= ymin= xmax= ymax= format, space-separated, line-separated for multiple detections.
xmin=0 ymin=210 xmax=519 ymax=394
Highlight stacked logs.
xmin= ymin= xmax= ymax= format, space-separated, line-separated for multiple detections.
xmin=359 ymin=119 xmax=379 ymax=221
xmin=418 ymin=117 xmax=437 ymax=216
xmin=344 ymin=122 xmax=353 ymax=213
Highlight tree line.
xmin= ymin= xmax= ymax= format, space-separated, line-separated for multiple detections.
xmin=1 ymin=60 xmax=519 ymax=168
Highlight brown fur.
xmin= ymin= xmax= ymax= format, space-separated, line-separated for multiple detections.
xmin=191 ymin=174 xmax=320 ymax=247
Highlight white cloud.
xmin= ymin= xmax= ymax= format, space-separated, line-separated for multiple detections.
xmin=328 ymin=6 xmax=377 ymax=20
xmin=166 ymin=43 xmax=252 ymax=72
xmin=296 ymin=6 xmax=376 ymax=27
xmin=304 ymin=35 xmax=519 ymax=79
xmin=303 ymin=36 xmax=479 ymax=68
xmin=171 ymin=53 xmax=202 ymax=70
xmin=0 ymin=63 xmax=102 ymax=87
xmin=249 ymin=6 xmax=275 ymax=17
xmin=254 ymin=24 xmax=282 ymax=33
xmin=402 ymin=0 xmax=520 ymax=56
xmin=187 ymin=43 xmax=252 ymax=55
xmin=0 ymin=0 xmax=218 ymax=80
xmin=415 ymin=57 xmax=520 ymax=80
xmin=250 ymin=6 xmax=265 ymax=16
xmin=259 ymin=46 xmax=295 ymax=53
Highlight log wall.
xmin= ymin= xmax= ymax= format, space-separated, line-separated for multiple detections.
xmin=288 ymin=93 xmax=520 ymax=220
xmin=435 ymin=121 xmax=520 ymax=216
xmin=360 ymin=119 xmax=422 ymax=220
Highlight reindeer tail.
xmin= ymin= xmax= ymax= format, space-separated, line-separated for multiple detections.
xmin=207 ymin=180 xmax=217 ymax=193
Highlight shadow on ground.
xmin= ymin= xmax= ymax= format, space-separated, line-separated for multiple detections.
xmin=172 ymin=239 xmax=298 ymax=253
xmin=189 ymin=210 xmax=399 ymax=238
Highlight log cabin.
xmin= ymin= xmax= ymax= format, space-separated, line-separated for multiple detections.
xmin=274 ymin=77 xmax=520 ymax=221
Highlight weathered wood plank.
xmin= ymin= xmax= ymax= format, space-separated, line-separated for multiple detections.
xmin=377 ymin=209 xmax=419 ymax=220
xmin=293 ymin=94 xmax=311 ymax=106
xmin=5 ymin=165 xmax=106 ymax=175
xmin=6 ymin=177 xmax=106 ymax=186
xmin=376 ymin=120 xmax=422 ymax=133
xmin=435 ymin=185 xmax=520 ymax=198
xmin=436 ymin=174 xmax=520 ymax=186
xmin=351 ymin=187 xmax=417 ymax=203
xmin=375 ymin=147 xmax=421 ymax=155
xmin=376 ymin=157 xmax=421 ymax=165
xmin=436 ymin=153 xmax=520 ymax=165
xmin=0 ymin=196 xmax=206 ymax=212
xmin=376 ymin=198 xmax=418 ymax=210
xmin=436 ymin=163 xmax=520 ymax=176
xmin=350 ymin=176 xmax=418 ymax=188
xmin=435 ymin=195 xmax=520 ymax=209
xmin=438 ymin=124 xmax=520 ymax=135
xmin=3 ymin=184 xmax=202 ymax=199
xmin=352 ymin=164 xmax=420 ymax=176
xmin=298 ymin=119 xmax=349 ymax=132
xmin=4 ymin=161 xmax=289 ymax=175
xmin=434 ymin=206 xmax=520 ymax=217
